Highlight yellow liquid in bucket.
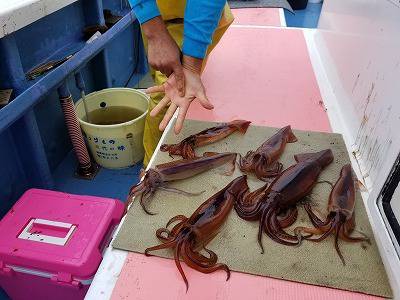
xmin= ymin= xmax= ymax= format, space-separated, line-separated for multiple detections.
xmin=75 ymin=88 xmax=149 ymax=168
xmin=85 ymin=106 xmax=143 ymax=125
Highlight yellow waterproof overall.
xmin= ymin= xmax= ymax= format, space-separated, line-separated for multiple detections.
xmin=141 ymin=1 xmax=234 ymax=167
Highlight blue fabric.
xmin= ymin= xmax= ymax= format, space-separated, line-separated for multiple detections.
xmin=129 ymin=0 xmax=160 ymax=24
xmin=129 ymin=0 xmax=226 ymax=58
xmin=182 ymin=0 xmax=226 ymax=58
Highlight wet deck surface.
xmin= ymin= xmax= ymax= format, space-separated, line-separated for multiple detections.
xmin=54 ymin=151 xmax=142 ymax=202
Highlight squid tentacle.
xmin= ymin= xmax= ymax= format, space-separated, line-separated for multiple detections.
xmin=139 ymin=190 xmax=157 ymax=215
xmin=293 ymin=204 xmax=333 ymax=238
xmin=294 ymin=225 xmax=324 ymax=239
xmin=335 ymin=222 xmax=346 ymax=266
xmin=254 ymin=156 xmax=268 ymax=179
xmin=277 ymin=207 xmax=298 ymax=228
xmin=257 ymin=208 xmax=271 ymax=254
xmin=234 ymin=200 xmax=262 ymax=221
xmin=304 ymin=203 xmax=331 ymax=229
xmin=265 ymin=210 xmax=302 ymax=246
xmin=184 ymin=243 xmax=218 ymax=268
xmin=234 ymin=186 xmax=265 ymax=220
xmin=180 ymin=245 xmax=230 ymax=281
xmin=145 ymin=238 xmax=178 ymax=256
xmin=353 ymin=229 xmax=371 ymax=242
xmin=316 ymin=180 xmax=334 ymax=189
xmin=156 ymin=228 xmax=173 ymax=242
xmin=174 ymin=239 xmax=189 ymax=291
xmin=182 ymin=142 xmax=196 ymax=159
xmin=303 ymin=215 xmax=338 ymax=242
xmin=128 ymin=180 xmax=147 ymax=197
xmin=166 ymin=215 xmax=188 ymax=228
xmin=158 ymin=186 xmax=205 ymax=197
xmin=125 ymin=182 xmax=149 ymax=211
xmin=203 ymin=246 xmax=219 ymax=265
xmin=339 ymin=224 xmax=370 ymax=244
xmin=169 ymin=222 xmax=188 ymax=237
xmin=239 ymin=151 xmax=255 ymax=171
xmin=269 ymin=211 xmax=301 ymax=242
xmin=255 ymin=159 xmax=282 ymax=181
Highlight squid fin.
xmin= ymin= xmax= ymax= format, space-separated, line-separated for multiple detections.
xmin=215 ymin=157 xmax=236 ymax=176
xmin=294 ymin=150 xmax=333 ymax=168
xmin=202 ymin=152 xmax=237 ymax=176
xmin=354 ymin=178 xmax=367 ymax=192
xmin=347 ymin=164 xmax=367 ymax=192
xmin=230 ymin=120 xmax=251 ymax=133
xmin=294 ymin=152 xmax=317 ymax=162
xmin=285 ymin=125 xmax=298 ymax=143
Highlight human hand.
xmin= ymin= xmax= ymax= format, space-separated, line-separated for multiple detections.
xmin=142 ymin=17 xmax=184 ymax=96
xmin=146 ymin=56 xmax=214 ymax=134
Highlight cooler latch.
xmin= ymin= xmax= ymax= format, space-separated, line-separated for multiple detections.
xmin=18 ymin=218 xmax=76 ymax=246
xmin=51 ymin=272 xmax=82 ymax=288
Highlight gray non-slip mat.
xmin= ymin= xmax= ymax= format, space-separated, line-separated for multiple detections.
xmin=228 ymin=0 xmax=293 ymax=12
xmin=113 ymin=120 xmax=392 ymax=298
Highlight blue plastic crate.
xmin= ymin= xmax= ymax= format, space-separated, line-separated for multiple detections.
xmin=0 ymin=0 xmax=148 ymax=217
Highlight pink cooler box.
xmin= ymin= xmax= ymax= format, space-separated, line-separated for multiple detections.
xmin=0 ymin=188 xmax=124 ymax=300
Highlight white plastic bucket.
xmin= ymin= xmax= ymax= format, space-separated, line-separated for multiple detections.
xmin=75 ymin=88 xmax=149 ymax=169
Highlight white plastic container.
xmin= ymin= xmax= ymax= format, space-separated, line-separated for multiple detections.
xmin=75 ymin=88 xmax=149 ymax=169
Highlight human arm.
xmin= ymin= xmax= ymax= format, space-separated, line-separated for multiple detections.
xmin=128 ymin=0 xmax=185 ymax=95
xmin=146 ymin=0 xmax=227 ymax=134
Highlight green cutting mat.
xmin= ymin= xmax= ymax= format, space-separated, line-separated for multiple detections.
xmin=113 ymin=120 xmax=392 ymax=298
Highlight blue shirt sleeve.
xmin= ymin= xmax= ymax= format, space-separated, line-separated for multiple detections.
xmin=129 ymin=0 xmax=226 ymax=59
xmin=128 ymin=0 xmax=160 ymax=24
xmin=182 ymin=0 xmax=226 ymax=59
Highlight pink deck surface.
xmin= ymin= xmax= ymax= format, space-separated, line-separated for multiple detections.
xmin=111 ymin=27 xmax=381 ymax=299
xmin=112 ymin=253 xmax=378 ymax=300
xmin=232 ymin=8 xmax=282 ymax=26
xmin=187 ymin=27 xmax=331 ymax=132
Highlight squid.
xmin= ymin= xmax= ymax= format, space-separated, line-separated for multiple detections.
xmin=294 ymin=164 xmax=370 ymax=265
xmin=239 ymin=125 xmax=297 ymax=181
xmin=126 ymin=152 xmax=237 ymax=214
xmin=234 ymin=149 xmax=334 ymax=253
xmin=145 ymin=175 xmax=248 ymax=291
xmin=160 ymin=120 xmax=251 ymax=159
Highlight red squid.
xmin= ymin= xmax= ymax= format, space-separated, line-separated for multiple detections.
xmin=145 ymin=175 xmax=248 ymax=291
xmin=239 ymin=125 xmax=298 ymax=181
xmin=234 ymin=149 xmax=334 ymax=253
xmin=126 ymin=152 xmax=237 ymax=215
xmin=160 ymin=120 xmax=251 ymax=159
xmin=294 ymin=164 xmax=370 ymax=265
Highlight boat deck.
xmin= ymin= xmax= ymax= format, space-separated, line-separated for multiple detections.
xmin=85 ymin=7 xmax=381 ymax=300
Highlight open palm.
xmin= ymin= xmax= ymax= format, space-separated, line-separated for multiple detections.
xmin=146 ymin=68 xmax=214 ymax=134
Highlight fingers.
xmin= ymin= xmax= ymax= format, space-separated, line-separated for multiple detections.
xmin=196 ymin=91 xmax=214 ymax=110
xmin=159 ymin=103 xmax=177 ymax=131
xmin=173 ymin=65 xmax=185 ymax=97
xmin=174 ymin=102 xmax=190 ymax=134
xmin=146 ymin=85 xmax=164 ymax=94
xmin=150 ymin=95 xmax=170 ymax=117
